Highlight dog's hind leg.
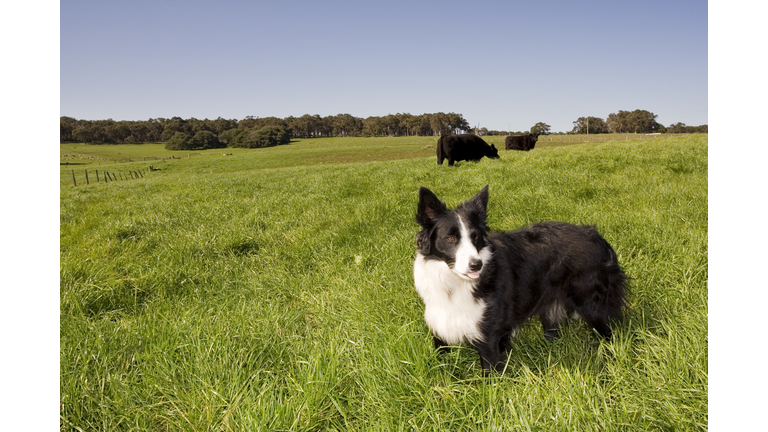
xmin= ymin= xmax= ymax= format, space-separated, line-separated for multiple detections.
xmin=540 ymin=301 xmax=568 ymax=341
xmin=539 ymin=315 xmax=561 ymax=341
xmin=569 ymin=266 xmax=626 ymax=341
xmin=574 ymin=298 xmax=616 ymax=341
xmin=581 ymin=313 xmax=613 ymax=340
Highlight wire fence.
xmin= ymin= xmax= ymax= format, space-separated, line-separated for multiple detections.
xmin=66 ymin=167 xmax=156 ymax=187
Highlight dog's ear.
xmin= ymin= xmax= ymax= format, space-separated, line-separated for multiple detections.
xmin=461 ymin=185 xmax=489 ymax=224
xmin=416 ymin=187 xmax=446 ymax=227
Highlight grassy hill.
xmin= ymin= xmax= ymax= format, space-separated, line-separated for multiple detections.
xmin=60 ymin=134 xmax=707 ymax=430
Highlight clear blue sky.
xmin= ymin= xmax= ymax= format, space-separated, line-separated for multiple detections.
xmin=60 ymin=0 xmax=707 ymax=133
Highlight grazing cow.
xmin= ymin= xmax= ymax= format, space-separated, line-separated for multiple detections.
xmin=437 ymin=134 xmax=500 ymax=166
xmin=505 ymin=134 xmax=538 ymax=151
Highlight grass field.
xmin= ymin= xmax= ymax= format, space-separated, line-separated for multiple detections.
xmin=60 ymin=134 xmax=660 ymax=173
xmin=60 ymin=134 xmax=707 ymax=430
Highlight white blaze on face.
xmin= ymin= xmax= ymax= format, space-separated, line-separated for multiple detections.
xmin=453 ymin=215 xmax=482 ymax=279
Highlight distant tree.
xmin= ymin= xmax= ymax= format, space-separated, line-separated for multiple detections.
xmin=607 ymin=109 xmax=661 ymax=133
xmin=238 ymin=116 xmax=260 ymax=130
xmin=606 ymin=110 xmax=629 ymax=133
xmin=571 ymin=117 xmax=608 ymax=134
xmin=261 ymin=125 xmax=290 ymax=146
xmin=161 ymin=117 xmax=191 ymax=141
xmin=165 ymin=132 xmax=194 ymax=150
xmin=146 ymin=118 xmax=165 ymax=142
xmin=362 ymin=116 xmax=385 ymax=137
xmin=106 ymin=121 xmax=131 ymax=143
xmin=218 ymin=128 xmax=243 ymax=146
xmin=447 ymin=113 xmax=471 ymax=134
xmin=289 ymin=114 xmax=325 ymax=138
xmin=210 ymin=117 xmax=238 ymax=134
xmin=381 ymin=114 xmax=401 ymax=136
xmin=72 ymin=125 xmax=95 ymax=143
xmin=530 ymin=122 xmax=551 ymax=135
xmin=400 ymin=114 xmax=421 ymax=136
xmin=395 ymin=113 xmax=412 ymax=135
xmin=668 ymin=122 xmax=687 ymax=133
xmin=192 ymin=130 xmax=223 ymax=149
xmin=330 ymin=113 xmax=363 ymax=136
xmin=429 ymin=112 xmax=452 ymax=136
xmin=254 ymin=116 xmax=289 ymax=131
xmin=60 ymin=117 xmax=75 ymax=142
xmin=229 ymin=126 xmax=289 ymax=148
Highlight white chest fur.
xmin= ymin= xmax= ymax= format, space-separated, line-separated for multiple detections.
xmin=413 ymin=253 xmax=487 ymax=344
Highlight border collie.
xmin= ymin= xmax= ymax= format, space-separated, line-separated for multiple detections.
xmin=413 ymin=185 xmax=627 ymax=373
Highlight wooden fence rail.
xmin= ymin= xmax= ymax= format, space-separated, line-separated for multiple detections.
xmin=68 ymin=168 xmax=148 ymax=187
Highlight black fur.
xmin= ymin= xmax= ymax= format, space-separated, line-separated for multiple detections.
xmin=414 ymin=186 xmax=627 ymax=373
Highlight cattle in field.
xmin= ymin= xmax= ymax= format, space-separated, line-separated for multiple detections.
xmin=505 ymin=134 xmax=538 ymax=151
xmin=437 ymin=134 xmax=500 ymax=166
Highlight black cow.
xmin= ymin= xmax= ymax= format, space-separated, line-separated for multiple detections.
xmin=437 ymin=134 xmax=500 ymax=166
xmin=505 ymin=134 xmax=538 ymax=151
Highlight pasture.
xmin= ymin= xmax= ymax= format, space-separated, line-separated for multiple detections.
xmin=60 ymin=134 xmax=707 ymax=430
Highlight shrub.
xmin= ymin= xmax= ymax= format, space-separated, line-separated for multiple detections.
xmin=229 ymin=126 xmax=290 ymax=148
xmin=164 ymin=132 xmax=194 ymax=150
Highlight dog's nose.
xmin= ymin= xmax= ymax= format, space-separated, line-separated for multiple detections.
xmin=469 ymin=259 xmax=483 ymax=272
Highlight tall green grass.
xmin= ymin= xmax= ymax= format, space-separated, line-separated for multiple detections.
xmin=61 ymin=135 xmax=707 ymax=430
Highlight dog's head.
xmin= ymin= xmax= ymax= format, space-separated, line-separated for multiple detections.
xmin=416 ymin=185 xmax=492 ymax=280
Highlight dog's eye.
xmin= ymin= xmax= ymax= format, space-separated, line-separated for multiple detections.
xmin=447 ymin=236 xmax=456 ymax=242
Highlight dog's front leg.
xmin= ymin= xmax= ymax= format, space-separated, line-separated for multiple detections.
xmin=475 ymin=342 xmax=505 ymax=374
xmin=433 ymin=336 xmax=451 ymax=354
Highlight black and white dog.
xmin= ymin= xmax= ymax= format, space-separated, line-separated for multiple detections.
xmin=413 ymin=185 xmax=627 ymax=373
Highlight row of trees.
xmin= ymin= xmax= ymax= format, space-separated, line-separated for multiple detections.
xmin=474 ymin=122 xmax=552 ymax=137
xmin=60 ymin=109 xmax=706 ymax=149
xmin=60 ymin=112 xmax=472 ymax=148
xmin=570 ymin=110 xmax=707 ymax=134
xmin=163 ymin=125 xmax=293 ymax=150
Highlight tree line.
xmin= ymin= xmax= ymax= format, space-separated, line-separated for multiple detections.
xmin=60 ymin=109 xmax=706 ymax=150
xmin=569 ymin=110 xmax=707 ymax=134
xmin=59 ymin=112 xmax=472 ymax=150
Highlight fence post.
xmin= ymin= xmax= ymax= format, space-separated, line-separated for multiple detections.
xmin=85 ymin=169 xmax=89 ymax=185
xmin=71 ymin=170 xmax=76 ymax=186
xmin=96 ymin=170 xmax=100 ymax=182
